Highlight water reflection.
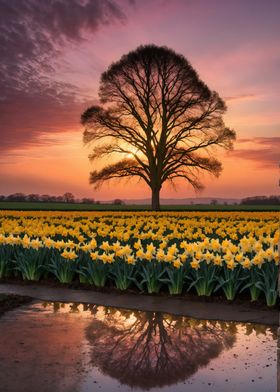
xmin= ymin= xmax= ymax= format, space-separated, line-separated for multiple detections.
xmin=42 ymin=302 xmax=277 ymax=390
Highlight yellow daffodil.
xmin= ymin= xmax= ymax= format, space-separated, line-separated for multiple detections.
xmin=226 ymin=260 xmax=236 ymax=270
xmin=61 ymin=250 xmax=78 ymax=260
xmin=241 ymin=257 xmax=251 ymax=269
xmin=190 ymin=259 xmax=200 ymax=270
xmin=173 ymin=259 xmax=182 ymax=269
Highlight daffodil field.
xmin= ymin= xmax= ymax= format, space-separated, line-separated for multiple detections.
xmin=0 ymin=211 xmax=279 ymax=306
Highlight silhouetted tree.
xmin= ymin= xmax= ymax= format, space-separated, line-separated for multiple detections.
xmin=27 ymin=194 xmax=40 ymax=202
xmin=40 ymin=194 xmax=51 ymax=202
xmin=241 ymin=195 xmax=280 ymax=205
xmin=63 ymin=192 xmax=75 ymax=203
xmin=113 ymin=198 xmax=125 ymax=205
xmin=82 ymin=45 xmax=235 ymax=210
xmin=81 ymin=197 xmax=95 ymax=204
xmin=6 ymin=193 xmax=26 ymax=201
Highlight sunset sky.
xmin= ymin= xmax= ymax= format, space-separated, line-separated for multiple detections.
xmin=0 ymin=0 xmax=279 ymax=200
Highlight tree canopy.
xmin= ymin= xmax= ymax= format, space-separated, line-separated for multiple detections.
xmin=81 ymin=44 xmax=236 ymax=210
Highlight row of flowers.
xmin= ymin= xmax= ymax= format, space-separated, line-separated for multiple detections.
xmin=0 ymin=233 xmax=278 ymax=266
xmin=0 ymin=211 xmax=278 ymax=306
xmin=0 ymin=241 xmax=278 ymax=306
xmin=0 ymin=211 xmax=278 ymax=244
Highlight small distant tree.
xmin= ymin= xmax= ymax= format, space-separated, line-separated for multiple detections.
xmin=63 ymin=192 xmax=75 ymax=203
xmin=210 ymin=199 xmax=218 ymax=205
xmin=27 ymin=194 xmax=40 ymax=202
xmin=7 ymin=193 xmax=26 ymax=202
xmin=40 ymin=194 xmax=51 ymax=202
xmin=113 ymin=198 xmax=125 ymax=205
xmin=82 ymin=197 xmax=95 ymax=204
xmin=81 ymin=45 xmax=235 ymax=210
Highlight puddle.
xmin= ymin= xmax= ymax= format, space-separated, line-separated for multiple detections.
xmin=0 ymin=302 xmax=278 ymax=392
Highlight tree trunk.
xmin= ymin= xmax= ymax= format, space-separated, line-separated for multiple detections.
xmin=151 ymin=187 xmax=160 ymax=211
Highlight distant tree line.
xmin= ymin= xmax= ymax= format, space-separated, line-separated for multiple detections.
xmin=1 ymin=193 xmax=278 ymax=206
xmin=0 ymin=193 xmax=125 ymax=205
xmin=240 ymin=195 xmax=280 ymax=205
xmin=0 ymin=192 xmax=95 ymax=204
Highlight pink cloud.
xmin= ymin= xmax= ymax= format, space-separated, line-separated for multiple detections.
xmin=230 ymin=137 xmax=280 ymax=168
xmin=224 ymin=94 xmax=259 ymax=103
xmin=0 ymin=0 xmax=125 ymax=152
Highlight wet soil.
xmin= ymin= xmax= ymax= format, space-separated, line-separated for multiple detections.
xmin=1 ymin=275 xmax=278 ymax=310
xmin=0 ymin=293 xmax=32 ymax=316
xmin=0 ymin=282 xmax=278 ymax=326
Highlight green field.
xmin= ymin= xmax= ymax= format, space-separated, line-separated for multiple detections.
xmin=0 ymin=202 xmax=279 ymax=212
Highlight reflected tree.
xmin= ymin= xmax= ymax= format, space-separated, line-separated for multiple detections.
xmin=41 ymin=301 xmax=277 ymax=390
xmin=85 ymin=308 xmax=236 ymax=389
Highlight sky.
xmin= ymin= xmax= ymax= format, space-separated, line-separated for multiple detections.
xmin=0 ymin=0 xmax=279 ymax=200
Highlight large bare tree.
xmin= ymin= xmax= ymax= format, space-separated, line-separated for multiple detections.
xmin=81 ymin=45 xmax=236 ymax=210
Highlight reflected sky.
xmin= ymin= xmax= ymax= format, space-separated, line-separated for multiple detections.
xmin=0 ymin=301 xmax=277 ymax=392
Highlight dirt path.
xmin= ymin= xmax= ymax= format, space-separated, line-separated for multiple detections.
xmin=0 ymin=282 xmax=278 ymax=325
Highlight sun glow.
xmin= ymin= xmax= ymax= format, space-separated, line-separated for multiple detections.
xmin=123 ymin=146 xmax=142 ymax=159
